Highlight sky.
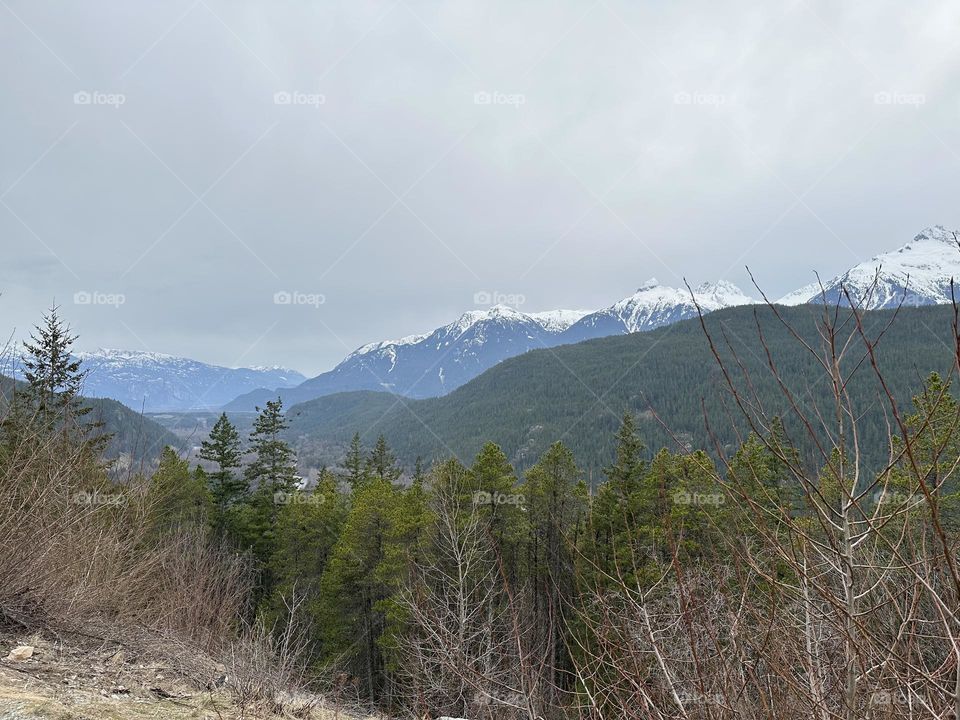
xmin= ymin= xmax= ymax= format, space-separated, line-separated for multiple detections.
xmin=1 ymin=0 xmax=959 ymax=376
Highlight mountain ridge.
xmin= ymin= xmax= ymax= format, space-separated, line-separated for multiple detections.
xmin=281 ymin=303 xmax=959 ymax=476
xmin=225 ymin=279 xmax=757 ymax=410
xmin=21 ymin=349 xmax=307 ymax=413
xmin=777 ymin=225 xmax=960 ymax=308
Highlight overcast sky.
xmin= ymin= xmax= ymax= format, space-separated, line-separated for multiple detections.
xmin=2 ymin=0 xmax=959 ymax=375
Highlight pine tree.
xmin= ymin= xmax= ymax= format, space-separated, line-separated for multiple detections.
xmin=266 ymin=468 xmax=347 ymax=633
xmin=241 ymin=398 xmax=299 ymax=573
xmin=367 ymin=434 xmax=402 ymax=484
xmin=376 ymin=473 xmax=432 ymax=678
xmin=146 ymin=447 xmax=213 ymax=537
xmin=584 ymin=413 xmax=647 ymax=585
xmin=889 ymin=372 xmax=960 ymax=532
xmin=412 ymin=456 xmax=426 ymax=485
xmin=200 ymin=412 xmax=246 ymax=509
xmin=244 ymin=398 xmax=298 ymax=497
xmin=5 ymin=306 xmax=106 ymax=453
xmin=521 ymin=441 xmax=587 ymax=704
xmin=468 ymin=442 xmax=524 ymax=579
xmin=22 ymin=306 xmax=87 ymax=420
xmin=344 ymin=432 xmax=369 ymax=490
xmin=318 ymin=475 xmax=399 ymax=700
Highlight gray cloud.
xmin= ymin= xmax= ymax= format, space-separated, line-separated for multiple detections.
xmin=2 ymin=0 xmax=958 ymax=374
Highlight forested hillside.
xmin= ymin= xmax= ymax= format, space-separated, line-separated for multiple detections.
xmin=285 ymin=303 xmax=958 ymax=474
xmin=0 ymin=373 xmax=183 ymax=463
xmin=7 ymin=298 xmax=960 ymax=719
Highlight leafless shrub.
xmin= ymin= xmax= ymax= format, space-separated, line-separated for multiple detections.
xmin=0 ymin=394 xmax=250 ymax=650
xmin=393 ymin=469 xmax=545 ymax=720
xmin=224 ymin=591 xmax=318 ymax=719
xmin=567 ymin=274 xmax=960 ymax=719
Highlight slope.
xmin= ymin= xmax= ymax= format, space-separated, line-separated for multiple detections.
xmin=284 ymin=304 xmax=958 ymax=475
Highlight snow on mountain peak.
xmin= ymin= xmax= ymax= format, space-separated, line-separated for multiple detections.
xmin=777 ymin=226 xmax=960 ymax=309
xmin=912 ymin=225 xmax=955 ymax=244
xmin=637 ymin=277 xmax=660 ymax=292
xmin=692 ymin=280 xmax=757 ymax=306
xmin=593 ymin=279 xmax=757 ymax=333
xmin=79 ymin=348 xmax=178 ymax=363
xmin=528 ymin=309 xmax=593 ymax=332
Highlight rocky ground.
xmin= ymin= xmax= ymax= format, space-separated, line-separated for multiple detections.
xmin=0 ymin=631 xmax=374 ymax=720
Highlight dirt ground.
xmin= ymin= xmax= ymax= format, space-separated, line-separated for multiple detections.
xmin=0 ymin=631 xmax=375 ymax=720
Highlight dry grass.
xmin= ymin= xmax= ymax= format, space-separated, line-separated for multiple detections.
xmin=0 ymin=422 xmax=250 ymax=648
xmin=0 ymin=408 xmax=333 ymax=719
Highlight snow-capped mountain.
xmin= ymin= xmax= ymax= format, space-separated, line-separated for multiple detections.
xmin=225 ymin=305 xmax=593 ymax=410
xmin=69 ymin=349 xmax=305 ymax=412
xmin=559 ymin=279 xmax=757 ymax=343
xmin=778 ymin=226 xmax=960 ymax=309
xmin=225 ymin=280 xmax=754 ymax=411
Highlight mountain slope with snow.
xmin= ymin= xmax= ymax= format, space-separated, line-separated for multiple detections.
xmin=226 ymin=304 xmax=583 ymax=409
xmin=68 ymin=349 xmax=306 ymax=412
xmin=560 ymin=279 xmax=757 ymax=343
xmin=777 ymin=226 xmax=960 ymax=309
xmin=225 ymin=281 xmax=754 ymax=411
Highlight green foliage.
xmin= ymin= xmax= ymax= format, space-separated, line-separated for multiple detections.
xmin=3 ymin=306 xmax=108 ymax=457
xmin=284 ymin=304 xmax=959 ymax=477
xmin=245 ymin=398 xmax=298 ymax=496
xmin=367 ymin=434 xmax=403 ymax=484
xmin=145 ymin=447 xmax=212 ymax=536
xmin=265 ymin=469 xmax=346 ymax=631
xmin=889 ymin=372 xmax=960 ymax=532
xmin=468 ymin=442 xmax=524 ymax=572
xmin=317 ymin=476 xmax=399 ymax=698
xmin=237 ymin=398 xmax=300 ymax=575
xmin=200 ymin=412 xmax=246 ymax=510
xmin=520 ymin=441 xmax=588 ymax=698
xmin=344 ymin=431 xmax=369 ymax=489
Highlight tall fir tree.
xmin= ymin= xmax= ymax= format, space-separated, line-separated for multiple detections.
xmin=367 ymin=434 xmax=403 ymax=484
xmin=521 ymin=441 xmax=588 ymax=703
xmin=199 ymin=412 xmax=246 ymax=509
xmin=146 ymin=446 xmax=213 ymax=537
xmin=244 ymin=398 xmax=298 ymax=496
xmin=242 ymin=398 xmax=299 ymax=573
xmin=4 ymin=306 xmax=106 ymax=456
xmin=344 ymin=431 xmax=370 ymax=490
xmin=582 ymin=412 xmax=647 ymax=588
xmin=468 ymin=442 xmax=524 ymax=580
xmin=266 ymin=468 xmax=347 ymax=634
xmin=318 ymin=475 xmax=399 ymax=701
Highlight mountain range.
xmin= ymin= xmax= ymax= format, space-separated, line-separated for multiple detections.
xmin=225 ymin=279 xmax=757 ymax=410
xmin=0 ymin=374 xmax=182 ymax=464
xmin=229 ymin=221 xmax=960 ymax=411
xmin=10 ymin=350 xmax=306 ymax=413
xmin=281 ymin=303 xmax=959 ymax=475
xmin=34 ymin=225 xmax=959 ymax=415
xmin=777 ymin=225 xmax=959 ymax=308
